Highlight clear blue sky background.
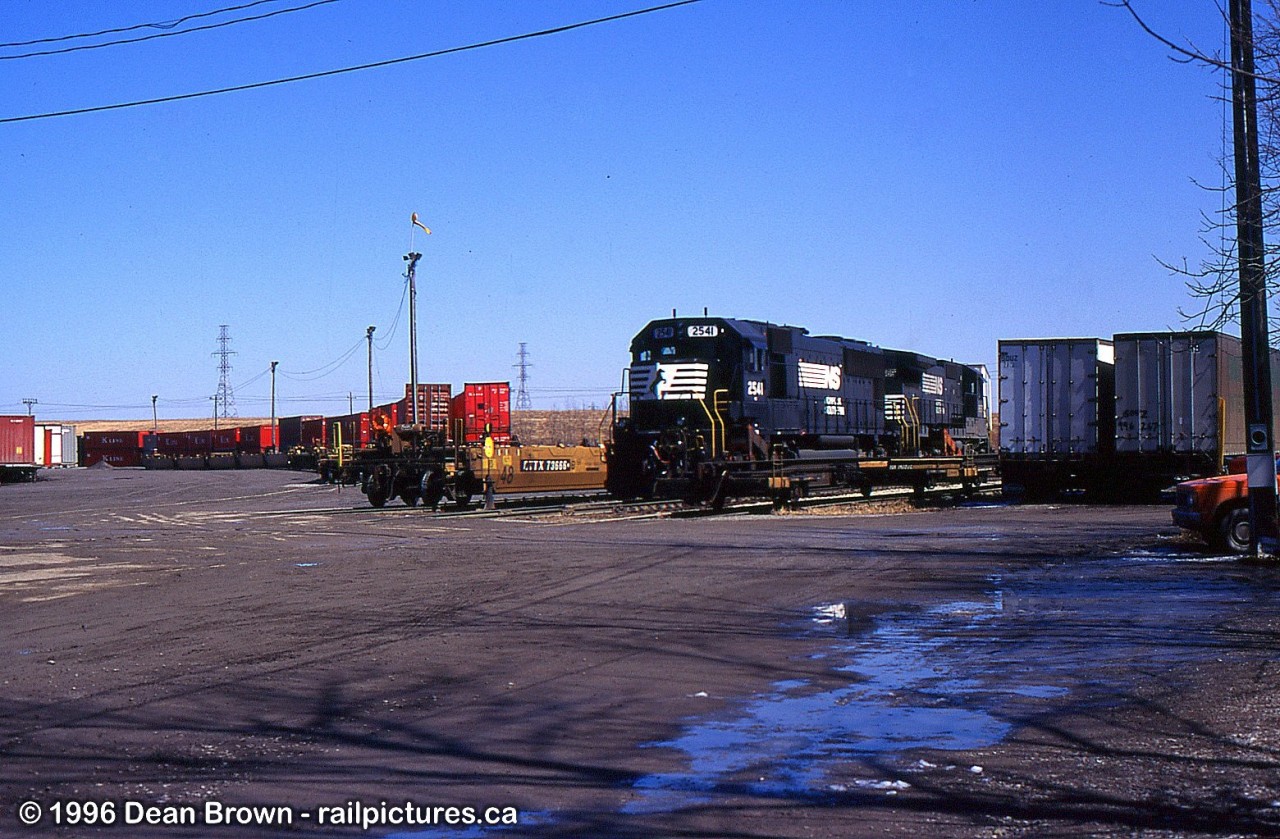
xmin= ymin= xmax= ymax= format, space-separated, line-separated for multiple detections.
xmin=0 ymin=1 xmax=1237 ymax=420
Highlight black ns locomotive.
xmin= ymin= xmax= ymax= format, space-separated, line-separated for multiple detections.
xmin=606 ymin=316 xmax=991 ymax=501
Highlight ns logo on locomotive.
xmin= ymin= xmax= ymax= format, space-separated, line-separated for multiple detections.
xmin=606 ymin=317 xmax=995 ymax=504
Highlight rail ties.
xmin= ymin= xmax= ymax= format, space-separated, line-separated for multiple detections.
xmin=268 ymin=480 xmax=1001 ymax=520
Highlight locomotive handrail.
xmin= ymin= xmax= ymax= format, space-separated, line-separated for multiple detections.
xmin=698 ymin=398 xmax=719 ymax=458
xmin=713 ymin=389 xmax=729 ymax=455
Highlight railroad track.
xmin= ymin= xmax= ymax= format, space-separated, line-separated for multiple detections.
xmin=250 ymin=479 xmax=1003 ymax=521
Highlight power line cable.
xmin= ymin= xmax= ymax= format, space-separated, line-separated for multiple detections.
xmin=1 ymin=0 xmax=343 ymax=61
xmin=280 ymin=336 xmax=365 ymax=381
xmin=375 ymin=276 xmax=409 ymax=351
xmin=0 ymin=0 xmax=703 ymax=124
xmin=233 ymin=365 xmax=271 ymax=391
xmin=2 ymin=0 xmax=295 ymax=47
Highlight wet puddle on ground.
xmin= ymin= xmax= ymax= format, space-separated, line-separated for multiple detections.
xmin=625 ymin=548 xmax=1280 ymax=814
xmin=385 ymin=548 xmax=1280 ymax=835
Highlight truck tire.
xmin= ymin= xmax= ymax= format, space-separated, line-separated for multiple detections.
xmin=1220 ymin=506 xmax=1250 ymax=554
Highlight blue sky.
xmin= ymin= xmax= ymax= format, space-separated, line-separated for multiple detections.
xmin=0 ymin=1 xmax=1237 ymax=420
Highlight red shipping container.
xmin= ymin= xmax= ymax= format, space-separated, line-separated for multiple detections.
xmin=182 ymin=430 xmax=213 ymax=452
xmin=401 ymin=383 xmax=451 ymax=431
xmin=82 ymin=430 xmax=148 ymax=450
xmin=371 ymin=401 xmax=401 ymax=430
xmin=155 ymin=431 xmax=189 ymax=455
xmin=278 ymin=415 xmax=320 ymax=450
xmin=450 ymin=382 xmax=512 ymax=444
xmin=299 ymin=417 xmax=329 ymax=448
xmin=83 ymin=448 xmax=142 ymax=467
xmin=0 ymin=415 xmax=35 ymax=465
xmin=210 ymin=428 xmax=240 ymax=452
xmin=237 ymin=425 xmax=275 ymax=453
xmin=334 ymin=413 xmax=371 ymax=448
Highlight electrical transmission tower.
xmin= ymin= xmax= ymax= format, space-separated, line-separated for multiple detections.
xmin=514 ymin=343 xmax=533 ymax=410
xmin=213 ymin=324 xmax=238 ymax=419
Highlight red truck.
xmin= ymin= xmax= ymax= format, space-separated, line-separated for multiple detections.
xmin=1171 ymin=457 xmax=1276 ymax=552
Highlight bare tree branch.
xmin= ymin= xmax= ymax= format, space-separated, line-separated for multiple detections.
xmin=1117 ymin=0 xmax=1280 ymax=341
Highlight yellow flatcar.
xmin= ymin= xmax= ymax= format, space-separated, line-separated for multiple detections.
xmin=468 ymin=443 xmax=607 ymax=494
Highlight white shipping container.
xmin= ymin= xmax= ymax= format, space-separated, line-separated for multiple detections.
xmin=33 ymin=423 xmax=76 ymax=466
xmin=1110 ymin=331 xmax=1278 ymax=458
xmin=998 ymin=338 xmax=1115 ymax=456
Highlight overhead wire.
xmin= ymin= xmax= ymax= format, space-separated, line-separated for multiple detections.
xmin=1 ymin=0 xmax=343 ymax=62
xmin=280 ymin=335 xmax=365 ymax=381
xmin=2 ymin=0 xmax=298 ymax=47
xmin=375 ymin=276 xmax=409 ymax=351
xmin=0 ymin=0 xmax=703 ymax=124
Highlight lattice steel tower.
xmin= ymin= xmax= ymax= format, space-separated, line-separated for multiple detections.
xmin=213 ymin=324 xmax=238 ymax=418
xmin=514 ymin=342 xmax=533 ymax=410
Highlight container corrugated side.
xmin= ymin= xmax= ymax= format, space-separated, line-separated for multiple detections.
xmin=299 ymin=418 xmax=328 ymax=448
xmin=61 ymin=426 xmax=77 ymax=466
xmin=1114 ymin=331 xmax=1243 ymax=457
xmin=182 ymin=430 xmax=213 ymax=453
xmin=402 ymin=383 xmax=451 ymax=430
xmin=210 ymin=428 xmax=240 ymax=452
xmin=235 ymin=426 xmax=274 ymax=453
xmin=997 ymin=339 xmax=1114 ymax=456
xmin=83 ymin=449 xmax=142 ymax=467
xmin=450 ymin=382 xmax=512 ymax=443
xmin=333 ymin=413 xmax=370 ymax=448
xmin=33 ymin=423 xmax=66 ymax=466
xmin=278 ymin=415 xmax=320 ymax=450
xmin=154 ymin=432 xmax=189 ymax=455
xmin=372 ymin=401 xmax=402 ymax=428
xmin=0 ymin=415 xmax=35 ymax=465
xmin=82 ymin=430 xmax=148 ymax=450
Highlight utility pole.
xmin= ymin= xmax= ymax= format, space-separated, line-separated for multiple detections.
xmin=514 ymin=343 xmax=533 ymax=410
xmin=348 ymin=391 xmax=354 ymax=414
xmin=21 ymin=398 xmax=37 ymax=416
xmin=1231 ymin=0 xmax=1279 ymax=555
xmin=212 ymin=394 xmax=219 ymax=430
xmin=366 ymin=326 xmax=376 ymax=415
xmin=270 ymin=361 xmax=279 ymax=452
xmin=151 ymin=395 xmax=158 ymax=431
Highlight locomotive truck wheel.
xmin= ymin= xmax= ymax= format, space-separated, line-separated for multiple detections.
xmin=366 ymin=466 xmax=392 ymax=508
xmin=394 ymin=468 xmax=419 ymax=507
xmin=420 ymin=470 xmax=446 ymax=511
xmin=1219 ymin=506 xmax=1250 ymax=554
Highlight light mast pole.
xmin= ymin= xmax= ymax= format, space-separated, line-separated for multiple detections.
xmin=366 ymin=326 xmax=376 ymax=415
xmin=406 ymin=212 xmax=431 ymax=425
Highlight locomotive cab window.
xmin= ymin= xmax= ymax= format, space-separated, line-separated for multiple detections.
xmin=638 ymin=350 xmax=652 ymax=362
xmin=660 ymin=346 xmax=676 ymax=357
